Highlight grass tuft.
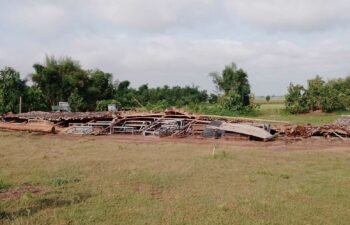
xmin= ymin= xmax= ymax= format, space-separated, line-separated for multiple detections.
xmin=210 ymin=150 xmax=232 ymax=160
xmin=0 ymin=180 xmax=11 ymax=190
xmin=48 ymin=178 xmax=80 ymax=186
xmin=257 ymin=170 xmax=274 ymax=176
xmin=279 ymin=173 xmax=291 ymax=179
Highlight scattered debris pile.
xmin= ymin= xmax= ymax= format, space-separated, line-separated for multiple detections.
xmin=333 ymin=115 xmax=350 ymax=133
xmin=282 ymin=115 xmax=350 ymax=140
xmin=1 ymin=109 xmax=280 ymax=141
xmin=1 ymin=110 xmax=349 ymax=141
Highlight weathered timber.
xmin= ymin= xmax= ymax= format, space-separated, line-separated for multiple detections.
xmin=0 ymin=122 xmax=55 ymax=133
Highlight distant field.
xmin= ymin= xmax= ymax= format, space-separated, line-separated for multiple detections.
xmin=253 ymin=98 xmax=347 ymax=125
xmin=1 ymin=132 xmax=350 ymax=225
xmin=256 ymin=111 xmax=343 ymax=125
xmin=254 ymin=96 xmax=285 ymax=105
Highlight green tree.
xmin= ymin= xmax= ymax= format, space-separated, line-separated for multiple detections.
xmin=31 ymin=56 xmax=89 ymax=109
xmin=68 ymin=89 xmax=85 ymax=112
xmin=320 ymin=79 xmax=344 ymax=112
xmin=24 ymin=86 xmax=48 ymax=112
xmin=208 ymin=93 xmax=218 ymax=104
xmin=266 ymin=95 xmax=271 ymax=102
xmin=114 ymin=80 xmax=135 ymax=107
xmin=86 ymin=69 xmax=114 ymax=110
xmin=0 ymin=67 xmax=27 ymax=114
xmin=210 ymin=63 xmax=252 ymax=111
xmin=305 ymin=75 xmax=324 ymax=111
xmin=342 ymin=76 xmax=350 ymax=111
xmin=285 ymin=83 xmax=309 ymax=114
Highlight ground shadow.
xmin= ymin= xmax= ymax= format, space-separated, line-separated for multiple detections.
xmin=0 ymin=192 xmax=91 ymax=221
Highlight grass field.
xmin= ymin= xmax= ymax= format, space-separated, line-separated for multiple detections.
xmin=1 ymin=132 xmax=350 ymax=225
xmin=193 ymin=97 xmax=348 ymax=125
xmin=256 ymin=103 xmax=344 ymax=125
xmin=254 ymin=98 xmax=348 ymax=125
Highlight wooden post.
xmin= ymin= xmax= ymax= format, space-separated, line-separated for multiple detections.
xmin=19 ymin=96 xmax=22 ymax=114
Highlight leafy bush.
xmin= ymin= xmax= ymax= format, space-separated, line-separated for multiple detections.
xmin=285 ymin=83 xmax=309 ymax=114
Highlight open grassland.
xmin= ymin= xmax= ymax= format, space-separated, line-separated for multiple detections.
xmin=254 ymin=98 xmax=348 ymax=125
xmin=196 ymin=98 xmax=348 ymax=125
xmin=256 ymin=104 xmax=345 ymax=125
xmin=1 ymin=132 xmax=350 ymax=225
xmin=254 ymin=96 xmax=285 ymax=105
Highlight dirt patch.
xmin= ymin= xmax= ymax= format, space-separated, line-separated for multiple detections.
xmin=0 ymin=184 xmax=47 ymax=200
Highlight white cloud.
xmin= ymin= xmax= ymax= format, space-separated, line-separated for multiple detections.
xmin=68 ymin=0 xmax=225 ymax=32
xmin=230 ymin=0 xmax=350 ymax=32
xmin=2 ymin=1 xmax=68 ymax=37
xmin=0 ymin=0 xmax=350 ymax=95
xmin=28 ymin=35 xmax=347 ymax=95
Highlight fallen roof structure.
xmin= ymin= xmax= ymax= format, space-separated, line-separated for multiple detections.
xmin=1 ymin=109 xmax=280 ymax=140
xmin=206 ymin=121 xmax=274 ymax=141
xmin=1 ymin=110 xmax=348 ymax=141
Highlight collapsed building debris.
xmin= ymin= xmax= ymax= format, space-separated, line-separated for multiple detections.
xmin=333 ymin=115 xmax=350 ymax=133
xmin=1 ymin=109 xmax=349 ymax=141
xmin=1 ymin=109 xmax=279 ymax=140
xmin=281 ymin=116 xmax=350 ymax=140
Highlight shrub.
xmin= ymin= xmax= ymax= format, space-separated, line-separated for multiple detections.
xmin=285 ymin=83 xmax=309 ymax=114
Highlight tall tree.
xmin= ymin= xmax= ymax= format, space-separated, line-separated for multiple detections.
xmin=305 ymin=75 xmax=324 ymax=111
xmin=0 ymin=67 xmax=27 ymax=114
xmin=86 ymin=69 xmax=114 ymax=109
xmin=31 ymin=56 xmax=88 ymax=108
xmin=210 ymin=63 xmax=252 ymax=111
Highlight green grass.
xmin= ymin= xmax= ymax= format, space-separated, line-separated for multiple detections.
xmin=255 ymin=96 xmax=285 ymax=105
xmin=186 ymin=100 xmax=348 ymax=125
xmin=253 ymin=99 xmax=348 ymax=125
xmin=0 ymin=181 xmax=11 ymax=190
xmin=1 ymin=132 xmax=350 ymax=225
xmin=255 ymin=102 xmax=348 ymax=125
xmin=256 ymin=111 xmax=344 ymax=125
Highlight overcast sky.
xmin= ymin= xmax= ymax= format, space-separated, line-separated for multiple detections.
xmin=1 ymin=0 xmax=350 ymax=95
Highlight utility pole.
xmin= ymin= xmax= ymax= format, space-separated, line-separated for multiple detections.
xmin=19 ymin=96 xmax=22 ymax=114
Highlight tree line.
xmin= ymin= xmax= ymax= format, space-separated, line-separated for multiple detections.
xmin=285 ymin=75 xmax=350 ymax=113
xmin=0 ymin=56 xmax=253 ymax=114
